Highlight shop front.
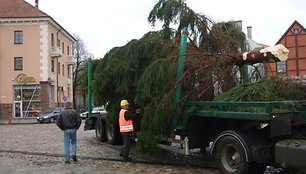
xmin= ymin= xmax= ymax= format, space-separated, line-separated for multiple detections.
xmin=13 ymin=85 xmax=41 ymax=118
xmin=13 ymin=74 xmax=41 ymax=118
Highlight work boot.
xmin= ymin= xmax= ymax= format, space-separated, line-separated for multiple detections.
xmin=72 ymin=155 xmax=77 ymax=162
xmin=65 ymin=161 xmax=70 ymax=164
xmin=264 ymin=166 xmax=284 ymax=174
xmin=123 ymin=157 xmax=131 ymax=161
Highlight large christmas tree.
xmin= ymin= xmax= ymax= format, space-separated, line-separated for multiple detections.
xmin=89 ymin=0 xmax=299 ymax=150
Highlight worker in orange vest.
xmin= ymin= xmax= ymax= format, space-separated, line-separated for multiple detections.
xmin=119 ymin=99 xmax=141 ymax=161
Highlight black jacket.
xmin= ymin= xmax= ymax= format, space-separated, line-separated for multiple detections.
xmin=56 ymin=108 xmax=81 ymax=131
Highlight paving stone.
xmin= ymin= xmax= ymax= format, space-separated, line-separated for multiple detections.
xmin=0 ymin=123 xmax=218 ymax=174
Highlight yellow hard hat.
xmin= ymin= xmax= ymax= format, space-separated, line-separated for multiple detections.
xmin=120 ymin=100 xmax=129 ymax=107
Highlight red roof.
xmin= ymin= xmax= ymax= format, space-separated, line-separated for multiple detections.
xmin=0 ymin=0 xmax=48 ymax=18
xmin=276 ymin=20 xmax=306 ymax=44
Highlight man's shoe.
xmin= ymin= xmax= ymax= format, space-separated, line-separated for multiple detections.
xmin=72 ymin=155 xmax=77 ymax=162
xmin=65 ymin=161 xmax=70 ymax=164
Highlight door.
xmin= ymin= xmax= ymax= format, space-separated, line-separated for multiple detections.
xmin=14 ymin=101 xmax=23 ymax=118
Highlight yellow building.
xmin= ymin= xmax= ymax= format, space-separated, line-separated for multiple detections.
xmin=0 ymin=0 xmax=75 ymax=120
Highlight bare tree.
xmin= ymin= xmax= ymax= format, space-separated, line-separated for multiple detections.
xmin=72 ymin=34 xmax=93 ymax=110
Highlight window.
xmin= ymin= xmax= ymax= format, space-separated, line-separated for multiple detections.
xmin=62 ymin=42 xmax=65 ymax=54
xmin=67 ymin=45 xmax=70 ymax=55
xmin=51 ymin=33 xmax=54 ymax=47
xmin=57 ymin=39 xmax=60 ymax=47
xmin=14 ymin=57 xmax=23 ymax=70
xmin=51 ymin=60 xmax=54 ymax=72
xmin=294 ymin=28 xmax=299 ymax=34
xmin=67 ymin=66 xmax=71 ymax=78
xmin=14 ymin=31 xmax=23 ymax=44
xmin=62 ymin=64 xmax=65 ymax=76
xmin=277 ymin=61 xmax=286 ymax=73
xmin=14 ymin=85 xmax=41 ymax=118
xmin=68 ymin=87 xmax=70 ymax=98
xmin=58 ymin=62 xmax=61 ymax=74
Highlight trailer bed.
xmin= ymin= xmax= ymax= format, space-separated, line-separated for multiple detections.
xmin=174 ymin=100 xmax=306 ymax=130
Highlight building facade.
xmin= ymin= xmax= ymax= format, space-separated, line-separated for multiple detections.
xmin=267 ymin=21 xmax=306 ymax=79
xmin=0 ymin=0 xmax=75 ymax=120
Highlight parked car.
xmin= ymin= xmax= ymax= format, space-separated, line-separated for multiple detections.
xmin=36 ymin=107 xmax=65 ymax=123
xmin=80 ymin=107 xmax=106 ymax=119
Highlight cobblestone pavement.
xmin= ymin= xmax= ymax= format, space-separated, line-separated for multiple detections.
xmin=0 ymin=123 xmax=218 ymax=174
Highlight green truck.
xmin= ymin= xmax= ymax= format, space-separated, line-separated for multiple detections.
xmin=85 ymin=100 xmax=306 ymax=174
xmin=85 ymin=30 xmax=306 ymax=174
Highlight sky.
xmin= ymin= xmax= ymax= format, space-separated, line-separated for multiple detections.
xmin=25 ymin=0 xmax=306 ymax=58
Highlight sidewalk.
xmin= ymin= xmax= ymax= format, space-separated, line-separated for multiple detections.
xmin=0 ymin=118 xmax=37 ymax=124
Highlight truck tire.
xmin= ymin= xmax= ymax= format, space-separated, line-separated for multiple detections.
xmin=95 ymin=119 xmax=107 ymax=142
xmin=106 ymin=122 xmax=121 ymax=145
xmin=215 ymin=136 xmax=249 ymax=174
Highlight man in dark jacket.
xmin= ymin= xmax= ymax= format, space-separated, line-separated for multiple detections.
xmin=56 ymin=102 xmax=82 ymax=164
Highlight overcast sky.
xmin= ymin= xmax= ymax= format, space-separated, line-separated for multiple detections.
xmin=25 ymin=0 xmax=306 ymax=58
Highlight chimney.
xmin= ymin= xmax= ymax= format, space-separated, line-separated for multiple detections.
xmin=35 ymin=0 xmax=39 ymax=8
xmin=247 ymin=26 xmax=252 ymax=39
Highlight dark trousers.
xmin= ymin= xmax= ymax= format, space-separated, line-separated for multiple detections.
xmin=120 ymin=132 xmax=133 ymax=158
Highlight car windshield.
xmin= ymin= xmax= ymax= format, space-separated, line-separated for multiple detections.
xmin=93 ymin=107 xmax=104 ymax=111
xmin=54 ymin=109 xmax=61 ymax=113
xmin=82 ymin=107 xmax=105 ymax=113
xmin=45 ymin=107 xmax=63 ymax=113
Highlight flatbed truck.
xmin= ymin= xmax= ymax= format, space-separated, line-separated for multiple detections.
xmin=84 ymin=29 xmax=306 ymax=174
xmin=85 ymin=100 xmax=306 ymax=174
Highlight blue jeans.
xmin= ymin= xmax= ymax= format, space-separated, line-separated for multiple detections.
xmin=64 ymin=129 xmax=77 ymax=162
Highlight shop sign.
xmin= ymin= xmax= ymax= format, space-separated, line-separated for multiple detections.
xmin=16 ymin=74 xmax=36 ymax=84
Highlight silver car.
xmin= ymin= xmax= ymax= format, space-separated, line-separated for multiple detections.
xmin=36 ymin=107 xmax=65 ymax=123
xmin=80 ymin=107 xmax=106 ymax=119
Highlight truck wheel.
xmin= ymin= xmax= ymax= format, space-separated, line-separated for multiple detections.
xmin=215 ymin=136 xmax=248 ymax=174
xmin=106 ymin=122 xmax=121 ymax=145
xmin=95 ymin=119 xmax=107 ymax=142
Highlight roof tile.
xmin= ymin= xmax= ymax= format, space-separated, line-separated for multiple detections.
xmin=0 ymin=0 xmax=48 ymax=18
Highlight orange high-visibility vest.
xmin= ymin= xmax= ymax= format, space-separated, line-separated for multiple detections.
xmin=119 ymin=109 xmax=134 ymax=132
